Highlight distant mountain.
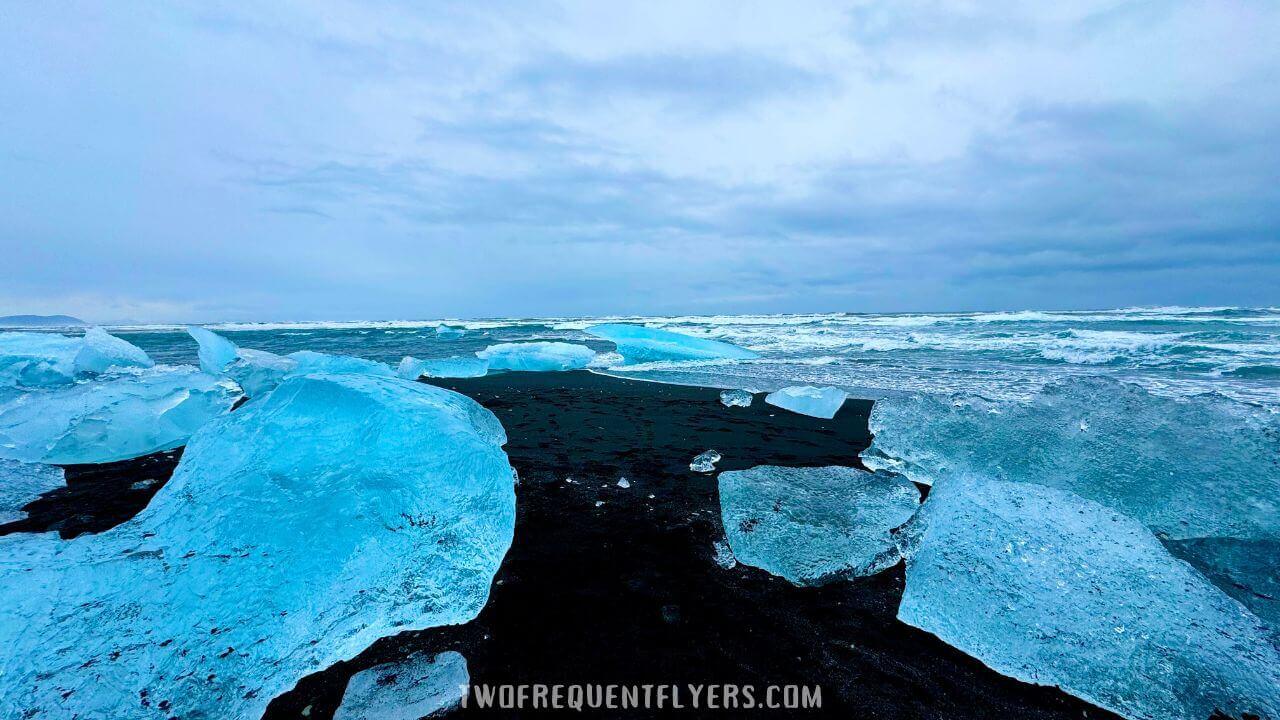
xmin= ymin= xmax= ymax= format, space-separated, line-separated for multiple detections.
xmin=0 ymin=314 xmax=86 ymax=327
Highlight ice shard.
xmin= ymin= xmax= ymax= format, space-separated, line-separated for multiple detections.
xmin=0 ymin=331 xmax=81 ymax=387
xmin=334 ymin=651 xmax=469 ymax=720
xmin=0 ymin=373 xmax=515 ymax=719
xmin=477 ymin=342 xmax=596 ymax=372
xmin=764 ymin=385 xmax=848 ymax=419
xmin=897 ymin=474 xmax=1280 ymax=720
xmin=719 ymin=389 xmax=753 ymax=407
xmin=73 ymin=327 xmax=154 ymax=375
xmin=0 ymin=367 xmax=241 ymax=464
xmin=585 ymin=324 xmax=758 ymax=365
xmin=187 ymin=326 xmax=239 ymax=374
xmin=689 ymin=449 xmax=721 ymax=473
xmin=288 ymin=350 xmax=394 ymax=377
xmin=0 ymin=459 xmax=64 ymax=524
xmin=719 ymin=465 xmax=920 ymax=586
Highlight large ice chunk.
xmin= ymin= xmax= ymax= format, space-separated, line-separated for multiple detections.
xmin=0 ymin=459 xmax=64 ymax=524
xmin=0 ymin=367 xmax=241 ymax=464
xmin=719 ymin=465 xmax=920 ymax=585
xmin=187 ymin=326 xmax=239 ymax=374
xmin=334 ymin=651 xmax=469 ymax=720
xmin=0 ymin=373 xmax=515 ymax=719
xmin=897 ymin=474 xmax=1280 ymax=720
xmin=764 ymin=385 xmax=848 ymax=419
xmin=862 ymin=377 xmax=1279 ymax=541
xmin=0 ymin=331 xmax=81 ymax=387
xmin=477 ymin=342 xmax=596 ymax=372
xmin=229 ymin=348 xmax=298 ymax=396
xmin=398 ymin=356 xmax=489 ymax=380
xmin=73 ymin=327 xmax=154 ymax=375
xmin=288 ymin=350 xmax=395 ymax=377
xmin=1163 ymin=536 xmax=1280 ymax=628
xmin=585 ymin=324 xmax=758 ymax=365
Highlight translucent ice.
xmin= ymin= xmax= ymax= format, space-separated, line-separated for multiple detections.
xmin=1163 ymin=536 xmax=1280 ymax=628
xmin=719 ymin=465 xmax=920 ymax=585
xmin=334 ymin=651 xmax=469 ymax=720
xmin=288 ymin=350 xmax=394 ymax=377
xmin=436 ymin=324 xmax=467 ymax=339
xmin=0 ymin=367 xmax=241 ymax=464
xmin=897 ymin=474 xmax=1280 ymax=720
xmin=227 ymin=347 xmax=298 ymax=397
xmin=586 ymin=324 xmax=758 ymax=365
xmin=477 ymin=342 xmax=596 ymax=372
xmin=712 ymin=538 xmax=738 ymax=569
xmin=719 ymin=389 xmax=753 ymax=407
xmin=0 ymin=459 xmax=63 ymax=524
xmin=73 ymin=327 xmax=154 ymax=375
xmin=0 ymin=373 xmax=514 ymax=719
xmin=0 ymin=331 xmax=81 ymax=387
xmin=764 ymin=385 xmax=848 ymax=419
xmin=689 ymin=449 xmax=721 ymax=473
xmin=399 ymin=356 xmax=489 ymax=380
xmin=862 ymin=377 xmax=1279 ymax=541
xmin=187 ymin=326 xmax=239 ymax=374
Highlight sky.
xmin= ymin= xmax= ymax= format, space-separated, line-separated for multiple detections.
xmin=1 ymin=1 xmax=1278 ymax=323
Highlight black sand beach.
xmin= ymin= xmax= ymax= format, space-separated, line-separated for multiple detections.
xmin=3 ymin=371 xmax=1117 ymax=719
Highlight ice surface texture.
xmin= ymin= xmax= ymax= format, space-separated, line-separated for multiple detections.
xmin=398 ymin=356 xmax=490 ymax=380
xmin=719 ymin=465 xmax=920 ymax=585
xmin=0 ymin=459 xmax=64 ymax=524
xmin=477 ymin=342 xmax=596 ymax=372
xmin=0 ymin=373 xmax=515 ymax=719
xmin=73 ymin=327 xmax=154 ymax=375
xmin=0 ymin=367 xmax=241 ymax=464
xmin=719 ymin=389 xmax=753 ymax=407
xmin=862 ymin=376 xmax=1279 ymax=541
xmin=288 ymin=350 xmax=394 ymax=377
xmin=334 ymin=650 xmax=469 ymax=720
xmin=898 ymin=474 xmax=1280 ymax=720
xmin=1 ymin=329 xmax=152 ymax=387
xmin=764 ymin=385 xmax=848 ymax=419
xmin=188 ymin=326 xmax=239 ymax=374
xmin=586 ymin=323 xmax=758 ymax=365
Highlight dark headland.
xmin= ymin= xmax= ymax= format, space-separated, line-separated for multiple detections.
xmin=4 ymin=371 xmax=1116 ymax=719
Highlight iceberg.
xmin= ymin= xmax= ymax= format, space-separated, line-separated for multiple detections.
xmin=585 ymin=324 xmax=758 ymax=365
xmin=477 ymin=342 xmax=596 ymax=372
xmin=0 ymin=373 xmax=514 ymax=719
xmin=187 ymin=326 xmax=239 ymax=374
xmin=719 ymin=389 xmax=753 ymax=407
xmin=0 ymin=459 xmax=64 ymax=524
xmin=228 ymin=347 xmax=298 ymax=397
xmin=72 ymin=327 xmax=154 ymax=375
xmin=764 ymin=385 xmax=848 ymax=419
xmin=897 ymin=474 xmax=1280 ymax=720
xmin=288 ymin=350 xmax=395 ymax=377
xmin=398 ymin=355 xmax=489 ymax=380
xmin=0 ymin=367 xmax=241 ymax=464
xmin=689 ymin=449 xmax=721 ymax=473
xmin=334 ymin=651 xmax=469 ymax=720
xmin=0 ymin=331 xmax=81 ymax=387
xmin=435 ymin=324 xmax=467 ymax=339
xmin=719 ymin=465 xmax=920 ymax=586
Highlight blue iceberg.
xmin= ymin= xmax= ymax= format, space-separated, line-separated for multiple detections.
xmin=897 ymin=474 xmax=1280 ymax=720
xmin=436 ymin=324 xmax=467 ymax=339
xmin=0 ymin=331 xmax=81 ymax=387
xmin=0 ymin=373 xmax=514 ymax=719
xmin=398 ymin=356 xmax=489 ymax=380
xmin=334 ymin=651 xmax=469 ymax=720
xmin=72 ymin=327 xmax=154 ymax=375
xmin=0 ymin=459 xmax=64 ymax=524
xmin=187 ymin=326 xmax=239 ymax=374
xmin=764 ymin=385 xmax=848 ymax=419
xmin=585 ymin=324 xmax=758 ymax=365
xmin=287 ymin=350 xmax=395 ymax=377
xmin=0 ymin=367 xmax=241 ymax=464
xmin=228 ymin=347 xmax=298 ymax=396
xmin=719 ymin=389 xmax=754 ymax=407
xmin=477 ymin=342 xmax=596 ymax=372
xmin=719 ymin=465 xmax=920 ymax=585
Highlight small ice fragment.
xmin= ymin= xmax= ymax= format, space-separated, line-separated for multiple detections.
xmin=585 ymin=324 xmax=758 ymax=365
xmin=690 ymin=450 xmax=721 ymax=473
xmin=130 ymin=478 xmax=161 ymax=492
xmin=617 ymin=477 xmax=631 ymax=489
xmin=435 ymin=324 xmax=466 ymax=339
xmin=764 ymin=385 xmax=848 ymax=419
xmin=594 ymin=500 xmax=605 ymax=507
xmin=476 ymin=342 xmax=595 ymax=372
xmin=719 ymin=389 xmax=753 ymax=408
xmin=334 ymin=650 xmax=469 ymax=720
xmin=73 ymin=327 xmax=154 ymax=375
xmin=0 ymin=459 xmax=64 ymax=524
xmin=712 ymin=538 xmax=738 ymax=569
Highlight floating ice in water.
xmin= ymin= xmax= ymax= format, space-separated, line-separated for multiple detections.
xmin=288 ymin=350 xmax=394 ymax=377
xmin=617 ymin=476 xmax=631 ymax=489
xmin=764 ymin=385 xmax=848 ymax=419
xmin=585 ymin=323 xmax=758 ymax=365
xmin=862 ymin=377 xmax=1279 ymax=541
xmin=228 ymin=348 xmax=298 ymax=397
xmin=477 ymin=342 xmax=596 ymax=372
xmin=399 ymin=356 xmax=490 ymax=380
xmin=897 ymin=474 xmax=1280 ymax=720
xmin=73 ymin=327 xmax=154 ymax=375
xmin=712 ymin=538 xmax=738 ymax=569
xmin=689 ymin=449 xmax=721 ymax=473
xmin=436 ymin=324 xmax=467 ymax=339
xmin=0 ymin=459 xmax=63 ymax=524
xmin=187 ymin=326 xmax=239 ymax=374
xmin=1163 ymin=536 xmax=1280 ymax=628
xmin=0 ymin=373 xmax=514 ymax=719
xmin=719 ymin=465 xmax=920 ymax=585
xmin=0 ymin=367 xmax=241 ymax=464
xmin=0 ymin=332 xmax=82 ymax=387
xmin=719 ymin=389 xmax=753 ymax=407
xmin=334 ymin=651 xmax=469 ymax=720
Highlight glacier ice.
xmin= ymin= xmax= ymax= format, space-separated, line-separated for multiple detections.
xmin=334 ymin=651 xmax=469 ymax=720
xmin=0 ymin=373 xmax=514 ymax=719
xmin=398 ymin=355 xmax=489 ymax=380
xmin=227 ymin=347 xmax=298 ymax=397
xmin=764 ymin=385 xmax=848 ymax=419
xmin=0 ymin=367 xmax=241 ymax=464
xmin=187 ymin=326 xmax=239 ymax=374
xmin=1164 ymin=536 xmax=1280 ymax=628
xmin=436 ymin=324 xmax=467 ymax=339
xmin=719 ymin=465 xmax=920 ymax=585
xmin=73 ymin=327 xmax=154 ymax=375
xmin=188 ymin=328 xmax=389 ymax=396
xmin=689 ymin=449 xmax=721 ymax=473
xmin=897 ymin=474 xmax=1280 ymax=720
xmin=0 ymin=459 xmax=64 ymax=524
xmin=712 ymin=538 xmax=738 ymax=569
xmin=288 ymin=350 xmax=395 ymax=377
xmin=477 ymin=342 xmax=596 ymax=372
xmin=585 ymin=323 xmax=758 ymax=365
xmin=0 ymin=332 xmax=81 ymax=387
xmin=719 ymin=389 xmax=753 ymax=407
xmin=861 ymin=377 xmax=1279 ymax=541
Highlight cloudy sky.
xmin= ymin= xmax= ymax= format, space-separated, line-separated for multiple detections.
xmin=2 ymin=1 xmax=1278 ymax=322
